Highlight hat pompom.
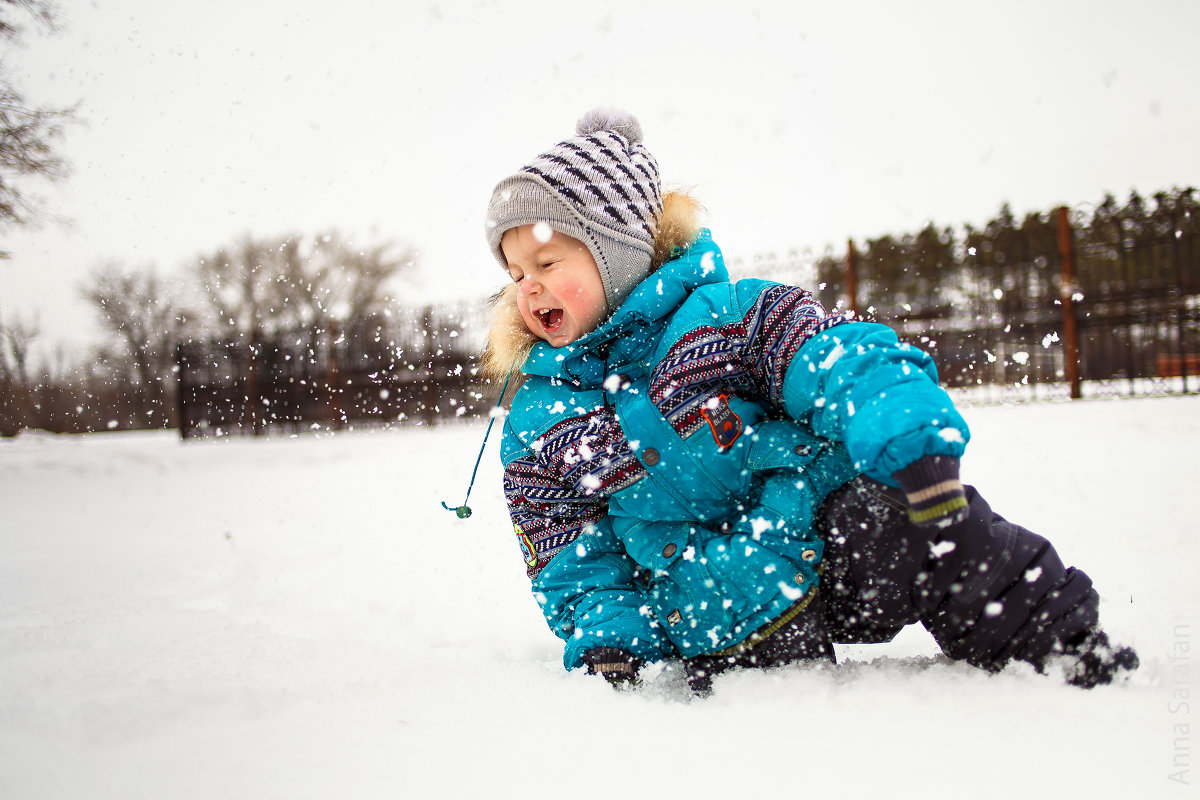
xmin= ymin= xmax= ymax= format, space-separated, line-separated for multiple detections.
xmin=576 ymin=107 xmax=643 ymax=145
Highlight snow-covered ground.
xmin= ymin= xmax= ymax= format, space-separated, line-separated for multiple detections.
xmin=2 ymin=395 xmax=1197 ymax=798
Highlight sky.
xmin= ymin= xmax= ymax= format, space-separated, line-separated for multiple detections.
xmin=3 ymin=0 xmax=1199 ymax=354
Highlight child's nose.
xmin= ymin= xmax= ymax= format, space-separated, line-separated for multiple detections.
xmin=518 ymin=274 xmax=540 ymax=296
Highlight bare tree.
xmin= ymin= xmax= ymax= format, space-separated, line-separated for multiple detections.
xmin=80 ymin=264 xmax=190 ymax=426
xmin=0 ymin=309 xmax=39 ymax=433
xmin=0 ymin=309 xmax=38 ymax=385
xmin=195 ymin=230 xmax=415 ymax=337
xmin=0 ymin=0 xmax=74 ymax=250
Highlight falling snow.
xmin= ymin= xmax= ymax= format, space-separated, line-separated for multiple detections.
xmin=929 ymin=540 xmax=957 ymax=558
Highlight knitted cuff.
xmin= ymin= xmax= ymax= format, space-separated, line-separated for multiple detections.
xmin=582 ymin=647 xmax=643 ymax=684
xmin=893 ymin=455 xmax=969 ymax=529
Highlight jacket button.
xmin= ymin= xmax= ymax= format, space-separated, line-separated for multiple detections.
xmin=794 ymin=572 xmax=806 ymax=585
xmin=662 ymin=543 xmax=677 ymax=558
xmin=717 ymin=521 xmax=733 ymax=534
xmin=642 ymin=448 xmax=660 ymax=466
xmin=801 ymin=549 xmax=818 ymax=562
xmin=794 ymin=445 xmax=811 ymax=456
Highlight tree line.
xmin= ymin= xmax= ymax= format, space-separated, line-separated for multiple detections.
xmin=5 ymin=187 xmax=1199 ymax=436
xmin=811 ymin=186 xmax=1200 ymax=324
xmin=1 ymin=231 xmax=417 ymax=435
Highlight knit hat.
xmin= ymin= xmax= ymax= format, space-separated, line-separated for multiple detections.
xmin=485 ymin=108 xmax=663 ymax=310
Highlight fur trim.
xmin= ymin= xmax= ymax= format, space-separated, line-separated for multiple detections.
xmin=479 ymin=189 xmax=705 ymax=389
xmin=479 ymin=282 xmax=535 ymax=389
xmin=651 ymin=190 xmax=704 ymax=270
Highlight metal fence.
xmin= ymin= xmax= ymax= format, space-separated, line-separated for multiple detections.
xmin=177 ymin=302 xmax=492 ymax=438
xmin=893 ymin=211 xmax=1199 ymax=401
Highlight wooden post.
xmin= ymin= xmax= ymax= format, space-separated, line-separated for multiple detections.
xmin=421 ymin=305 xmax=437 ymax=427
xmin=328 ymin=320 xmax=342 ymax=430
xmin=845 ymin=239 xmax=861 ymax=319
xmin=1056 ymin=207 xmax=1082 ymax=399
xmin=176 ymin=342 xmax=190 ymax=440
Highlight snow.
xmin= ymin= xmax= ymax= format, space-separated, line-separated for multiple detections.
xmin=2 ymin=395 xmax=1198 ymax=797
xmin=938 ymin=426 xmax=966 ymax=444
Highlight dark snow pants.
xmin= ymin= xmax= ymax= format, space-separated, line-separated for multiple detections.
xmin=683 ymin=476 xmax=1100 ymax=691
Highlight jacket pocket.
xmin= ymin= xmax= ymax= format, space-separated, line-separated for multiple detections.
xmin=617 ymin=518 xmax=741 ymax=656
xmin=745 ymin=419 xmax=829 ymax=472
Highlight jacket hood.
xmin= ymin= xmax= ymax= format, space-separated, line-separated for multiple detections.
xmin=522 ymin=228 xmax=727 ymax=388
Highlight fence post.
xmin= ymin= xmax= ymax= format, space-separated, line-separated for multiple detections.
xmin=1169 ymin=206 xmax=1192 ymax=392
xmin=1055 ymin=207 xmax=1082 ymax=399
xmin=421 ymin=305 xmax=437 ymax=426
xmin=845 ymin=239 xmax=861 ymax=318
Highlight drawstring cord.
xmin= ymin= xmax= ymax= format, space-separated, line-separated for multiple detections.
xmin=441 ymin=371 xmax=513 ymax=519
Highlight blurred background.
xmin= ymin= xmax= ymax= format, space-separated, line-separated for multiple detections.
xmin=1 ymin=0 xmax=1198 ymax=436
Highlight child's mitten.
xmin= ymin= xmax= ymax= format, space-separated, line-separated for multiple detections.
xmin=893 ymin=455 xmax=969 ymax=529
xmin=1053 ymin=628 xmax=1140 ymax=688
xmin=582 ymin=647 xmax=643 ymax=689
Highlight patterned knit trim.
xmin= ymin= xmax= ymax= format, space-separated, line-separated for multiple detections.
xmin=504 ymin=408 xmax=646 ymax=579
xmin=648 ymin=285 xmax=848 ymax=435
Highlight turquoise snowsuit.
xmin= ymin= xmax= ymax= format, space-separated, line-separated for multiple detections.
xmin=500 ymin=230 xmax=969 ymax=669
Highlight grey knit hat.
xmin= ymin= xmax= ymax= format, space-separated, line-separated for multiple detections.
xmin=485 ymin=108 xmax=663 ymax=310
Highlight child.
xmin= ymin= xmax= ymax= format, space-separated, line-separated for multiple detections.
xmin=481 ymin=108 xmax=1137 ymax=693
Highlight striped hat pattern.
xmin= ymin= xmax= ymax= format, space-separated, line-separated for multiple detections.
xmin=486 ymin=108 xmax=663 ymax=311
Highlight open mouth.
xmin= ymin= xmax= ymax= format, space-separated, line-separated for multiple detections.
xmin=536 ymin=307 xmax=564 ymax=335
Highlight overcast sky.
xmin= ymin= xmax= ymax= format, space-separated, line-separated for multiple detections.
xmin=4 ymin=0 xmax=1199 ymax=353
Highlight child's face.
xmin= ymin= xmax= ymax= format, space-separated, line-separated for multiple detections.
xmin=501 ymin=224 xmax=608 ymax=346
